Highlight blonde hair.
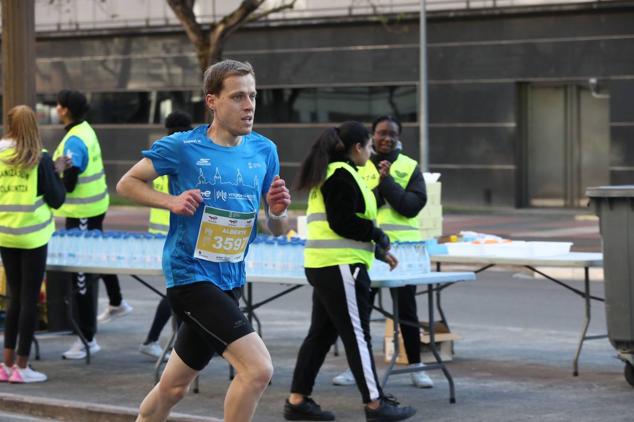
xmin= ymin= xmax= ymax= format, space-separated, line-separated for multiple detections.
xmin=4 ymin=105 xmax=42 ymax=168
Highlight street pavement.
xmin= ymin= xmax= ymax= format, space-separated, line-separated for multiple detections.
xmin=1 ymin=206 xmax=632 ymax=422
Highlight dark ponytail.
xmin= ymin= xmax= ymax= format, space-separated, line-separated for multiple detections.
xmin=296 ymin=121 xmax=370 ymax=191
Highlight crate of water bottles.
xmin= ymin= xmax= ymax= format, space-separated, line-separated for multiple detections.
xmin=245 ymin=235 xmax=431 ymax=279
xmin=47 ymin=229 xmax=166 ymax=270
xmin=245 ymin=235 xmax=307 ymax=278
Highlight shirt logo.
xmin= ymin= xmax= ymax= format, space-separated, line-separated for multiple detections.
xmin=247 ymin=162 xmax=262 ymax=169
xmin=184 ymin=139 xmax=201 ymax=144
xmin=196 ymin=158 xmax=211 ymax=166
xmin=216 ymin=190 xmax=228 ymax=201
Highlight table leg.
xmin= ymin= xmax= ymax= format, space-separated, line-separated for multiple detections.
xmin=435 ymin=284 xmax=450 ymax=331
xmin=573 ymin=267 xmax=592 ymax=376
xmin=428 ymin=284 xmax=456 ymax=404
xmin=381 ymin=289 xmax=400 ymax=388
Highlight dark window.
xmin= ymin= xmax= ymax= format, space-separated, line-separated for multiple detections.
xmin=256 ymin=86 xmax=417 ymax=123
xmin=88 ymin=92 xmax=151 ymax=124
xmin=35 ymin=85 xmax=417 ymax=126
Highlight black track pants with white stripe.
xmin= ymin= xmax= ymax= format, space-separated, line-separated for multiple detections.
xmin=290 ymin=263 xmax=382 ymax=403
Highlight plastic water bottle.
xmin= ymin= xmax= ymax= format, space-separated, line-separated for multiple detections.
xmin=114 ymin=232 xmax=128 ymax=268
xmin=245 ymin=236 xmax=259 ymax=276
xmin=56 ymin=229 xmax=68 ymax=265
xmin=273 ymin=237 xmax=286 ymax=275
xmin=48 ymin=231 xmax=60 ymax=265
xmin=127 ymin=233 xmax=142 ymax=269
xmin=289 ymin=237 xmax=305 ymax=277
xmin=150 ymin=233 xmax=165 ymax=269
xmin=65 ymin=228 xmax=81 ymax=266
xmin=262 ymin=238 xmax=275 ymax=277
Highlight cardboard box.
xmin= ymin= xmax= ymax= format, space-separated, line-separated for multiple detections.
xmin=383 ymin=319 xmax=458 ymax=365
xmin=420 ymin=182 xmax=443 ymax=238
xmin=425 ymin=182 xmax=442 ymax=206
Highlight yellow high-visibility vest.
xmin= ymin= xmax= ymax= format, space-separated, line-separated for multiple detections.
xmin=304 ymin=162 xmax=377 ymax=269
xmin=53 ymin=121 xmax=109 ymax=218
xmin=358 ymin=154 xmax=422 ymax=242
xmin=0 ymin=146 xmax=54 ymax=248
xmin=149 ymin=176 xmax=170 ymax=234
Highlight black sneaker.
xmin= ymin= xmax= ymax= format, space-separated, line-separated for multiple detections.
xmin=284 ymin=397 xmax=336 ymax=421
xmin=365 ymin=395 xmax=416 ymax=422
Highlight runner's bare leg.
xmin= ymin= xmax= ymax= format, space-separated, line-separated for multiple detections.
xmin=136 ymin=352 xmax=198 ymax=422
xmin=222 ymin=332 xmax=274 ymax=422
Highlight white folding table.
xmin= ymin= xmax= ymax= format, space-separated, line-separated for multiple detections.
xmin=243 ymin=271 xmax=476 ymax=403
xmin=431 ymin=252 xmax=604 ymax=376
xmin=45 ymin=264 xmax=475 ymax=402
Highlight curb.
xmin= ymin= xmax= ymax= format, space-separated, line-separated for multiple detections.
xmin=0 ymin=393 xmax=221 ymax=422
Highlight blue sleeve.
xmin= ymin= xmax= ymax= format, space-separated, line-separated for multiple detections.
xmin=261 ymin=145 xmax=280 ymax=199
xmin=142 ymin=135 xmax=181 ymax=176
xmin=64 ymin=136 xmax=89 ymax=172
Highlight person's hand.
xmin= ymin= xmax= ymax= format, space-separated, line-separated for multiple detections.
xmin=266 ymin=175 xmax=291 ymax=217
xmin=169 ymin=189 xmax=203 ymax=216
xmin=54 ymin=155 xmax=71 ymax=173
xmin=378 ymin=160 xmax=391 ymax=179
xmin=372 ymin=227 xmax=390 ymax=251
xmin=385 ymin=252 xmax=399 ymax=270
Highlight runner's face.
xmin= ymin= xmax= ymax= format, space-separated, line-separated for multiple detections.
xmin=207 ymin=74 xmax=256 ymax=136
xmin=373 ymin=120 xmax=400 ymax=155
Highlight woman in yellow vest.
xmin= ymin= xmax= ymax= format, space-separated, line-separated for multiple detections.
xmin=53 ymin=90 xmax=132 ymax=360
xmin=0 ymin=105 xmax=66 ymax=383
xmin=284 ymin=121 xmax=416 ymax=422
xmin=139 ymin=111 xmax=190 ymax=360
xmin=334 ymin=115 xmax=434 ymax=389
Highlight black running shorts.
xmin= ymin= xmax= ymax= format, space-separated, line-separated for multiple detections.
xmin=166 ymin=281 xmax=254 ymax=371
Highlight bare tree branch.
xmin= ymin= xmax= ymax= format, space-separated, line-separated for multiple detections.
xmin=246 ymin=0 xmax=298 ymax=23
xmin=167 ymin=0 xmax=296 ymax=72
xmin=166 ymin=0 xmax=210 ymax=69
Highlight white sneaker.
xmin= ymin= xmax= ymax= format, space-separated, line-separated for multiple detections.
xmin=98 ymin=300 xmax=133 ymax=323
xmin=139 ymin=341 xmax=170 ymax=362
xmin=410 ymin=363 xmax=434 ymax=388
xmin=62 ymin=338 xmax=101 ymax=360
xmin=332 ymin=368 xmax=356 ymax=386
xmin=9 ymin=365 xmax=47 ymax=383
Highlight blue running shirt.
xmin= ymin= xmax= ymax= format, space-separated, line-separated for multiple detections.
xmin=143 ymin=125 xmax=280 ymax=290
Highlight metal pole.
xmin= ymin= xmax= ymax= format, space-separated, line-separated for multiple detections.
xmin=418 ymin=0 xmax=430 ymax=172
xmin=2 ymin=0 xmax=36 ymax=128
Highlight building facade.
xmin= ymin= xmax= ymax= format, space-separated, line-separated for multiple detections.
xmin=1 ymin=0 xmax=632 ymax=207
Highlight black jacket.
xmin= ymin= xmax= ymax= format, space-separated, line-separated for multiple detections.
xmin=371 ymin=150 xmax=427 ymax=218
xmin=320 ymin=159 xmax=388 ymax=261
xmin=38 ymin=152 xmax=66 ymax=209
xmin=321 ymin=159 xmax=375 ymax=242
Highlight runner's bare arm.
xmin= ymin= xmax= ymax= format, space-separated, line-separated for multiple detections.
xmin=265 ymin=175 xmax=291 ymax=235
xmin=117 ymin=158 xmax=203 ymax=216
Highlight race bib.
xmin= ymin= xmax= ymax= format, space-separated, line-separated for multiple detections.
xmin=194 ymin=206 xmax=256 ymax=263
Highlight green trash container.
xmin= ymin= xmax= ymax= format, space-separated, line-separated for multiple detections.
xmin=587 ymin=185 xmax=634 ymax=387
